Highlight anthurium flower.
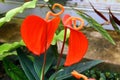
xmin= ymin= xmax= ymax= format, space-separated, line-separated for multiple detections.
xmin=62 ymin=14 xmax=88 ymax=66
xmin=21 ymin=3 xmax=64 ymax=55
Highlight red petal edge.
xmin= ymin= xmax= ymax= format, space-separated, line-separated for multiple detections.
xmin=62 ymin=14 xmax=72 ymax=27
xmin=21 ymin=15 xmax=60 ymax=56
xmin=21 ymin=15 xmax=47 ymax=55
xmin=47 ymin=16 xmax=60 ymax=49
xmin=64 ymin=28 xmax=88 ymax=66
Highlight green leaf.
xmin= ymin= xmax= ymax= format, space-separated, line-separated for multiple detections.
xmin=17 ymin=47 xmax=39 ymax=80
xmin=3 ymin=58 xmax=28 ymax=80
xmin=0 ymin=40 xmax=24 ymax=60
xmin=57 ymin=29 xmax=70 ymax=41
xmin=51 ymin=34 xmax=57 ymax=45
xmin=52 ymin=29 xmax=70 ymax=45
xmin=0 ymin=40 xmax=24 ymax=54
xmin=33 ymin=45 xmax=57 ymax=79
xmin=109 ymin=14 xmax=120 ymax=34
xmin=100 ymin=73 xmax=106 ymax=80
xmin=0 ymin=0 xmax=37 ymax=27
xmin=0 ymin=51 xmax=17 ymax=60
xmin=49 ymin=60 xmax=102 ymax=80
xmin=109 ymin=8 xmax=120 ymax=26
xmin=77 ymin=11 xmax=115 ymax=45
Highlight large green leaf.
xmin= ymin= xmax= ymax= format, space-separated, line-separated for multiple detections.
xmin=17 ymin=47 xmax=39 ymax=80
xmin=0 ymin=40 xmax=24 ymax=54
xmin=0 ymin=0 xmax=37 ymax=27
xmin=33 ymin=45 xmax=57 ymax=79
xmin=76 ymin=11 xmax=115 ymax=45
xmin=3 ymin=58 xmax=28 ymax=80
xmin=49 ymin=60 xmax=102 ymax=80
xmin=0 ymin=40 xmax=24 ymax=60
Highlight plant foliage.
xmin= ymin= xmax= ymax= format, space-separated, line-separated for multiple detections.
xmin=3 ymin=58 xmax=28 ymax=80
xmin=0 ymin=0 xmax=37 ymax=27
xmin=0 ymin=40 xmax=24 ymax=60
xmin=76 ymin=10 xmax=115 ymax=45
xmin=49 ymin=60 xmax=102 ymax=80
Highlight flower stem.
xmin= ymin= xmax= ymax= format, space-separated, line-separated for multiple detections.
xmin=56 ymin=28 xmax=67 ymax=70
xmin=41 ymin=27 xmax=48 ymax=80
xmin=41 ymin=51 xmax=47 ymax=80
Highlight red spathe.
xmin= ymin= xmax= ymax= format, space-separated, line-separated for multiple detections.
xmin=21 ymin=15 xmax=60 ymax=55
xmin=62 ymin=14 xmax=88 ymax=66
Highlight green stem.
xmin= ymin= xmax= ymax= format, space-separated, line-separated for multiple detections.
xmin=56 ymin=28 xmax=67 ymax=70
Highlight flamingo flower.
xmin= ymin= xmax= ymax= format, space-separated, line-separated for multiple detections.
xmin=21 ymin=3 xmax=64 ymax=55
xmin=62 ymin=14 xmax=88 ymax=66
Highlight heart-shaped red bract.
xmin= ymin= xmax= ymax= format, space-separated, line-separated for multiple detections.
xmin=62 ymin=14 xmax=88 ymax=66
xmin=21 ymin=15 xmax=60 ymax=55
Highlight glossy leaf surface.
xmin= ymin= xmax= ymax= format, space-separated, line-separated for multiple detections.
xmin=3 ymin=58 xmax=28 ymax=80
xmin=17 ymin=47 xmax=39 ymax=80
xmin=33 ymin=45 xmax=57 ymax=78
xmin=49 ymin=60 xmax=102 ymax=80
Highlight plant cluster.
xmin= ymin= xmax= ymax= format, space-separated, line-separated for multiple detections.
xmin=0 ymin=0 xmax=119 ymax=80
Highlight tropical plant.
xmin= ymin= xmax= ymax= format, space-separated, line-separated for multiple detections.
xmin=1 ymin=0 xmax=117 ymax=80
